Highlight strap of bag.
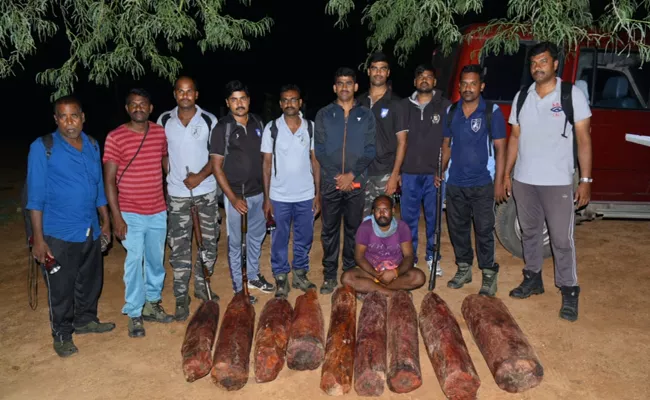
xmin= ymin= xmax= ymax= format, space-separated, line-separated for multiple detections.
xmin=117 ymin=123 xmax=149 ymax=186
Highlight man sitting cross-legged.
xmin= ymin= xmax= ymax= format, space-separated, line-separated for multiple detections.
xmin=341 ymin=195 xmax=425 ymax=296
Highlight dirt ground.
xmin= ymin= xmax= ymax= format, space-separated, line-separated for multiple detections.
xmin=1 ymin=200 xmax=649 ymax=400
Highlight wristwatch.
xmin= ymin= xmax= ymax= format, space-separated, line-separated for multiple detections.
xmin=579 ymin=177 xmax=593 ymax=183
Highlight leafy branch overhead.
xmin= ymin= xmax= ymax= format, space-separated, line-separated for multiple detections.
xmin=325 ymin=0 xmax=650 ymax=64
xmin=0 ymin=0 xmax=273 ymax=99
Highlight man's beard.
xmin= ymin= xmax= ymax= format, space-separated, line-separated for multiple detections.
xmin=375 ymin=216 xmax=391 ymax=227
xmin=417 ymin=86 xmax=433 ymax=94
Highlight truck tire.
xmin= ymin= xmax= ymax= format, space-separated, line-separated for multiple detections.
xmin=495 ymin=198 xmax=552 ymax=260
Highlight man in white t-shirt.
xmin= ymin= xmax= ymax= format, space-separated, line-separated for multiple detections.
xmin=262 ymin=84 xmax=321 ymax=298
xmin=157 ymin=76 xmax=220 ymax=321
xmin=504 ymin=43 xmax=592 ymax=322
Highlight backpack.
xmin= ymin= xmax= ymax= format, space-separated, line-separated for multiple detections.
xmin=269 ymin=118 xmax=313 ymax=176
xmin=160 ymin=111 xmax=215 ymax=149
xmin=22 ymin=133 xmax=99 ymax=247
xmin=514 ymin=81 xmax=577 ymax=168
xmin=446 ymin=100 xmax=496 ymax=156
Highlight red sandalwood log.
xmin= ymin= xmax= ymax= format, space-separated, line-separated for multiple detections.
xmin=181 ymin=299 xmax=220 ymax=382
xmin=387 ymin=290 xmax=422 ymax=393
xmin=419 ymin=292 xmax=480 ymax=400
xmin=461 ymin=294 xmax=544 ymax=393
xmin=321 ymin=285 xmax=357 ymax=396
xmin=210 ymin=292 xmax=255 ymax=391
xmin=286 ymin=288 xmax=325 ymax=371
xmin=354 ymin=291 xmax=387 ymax=397
xmin=254 ymin=298 xmax=293 ymax=383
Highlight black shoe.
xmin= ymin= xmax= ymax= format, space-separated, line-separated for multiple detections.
xmin=320 ymin=279 xmax=337 ymax=295
xmin=175 ymin=295 xmax=191 ymax=322
xmin=53 ymin=338 xmax=78 ymax=357
xmin=248 ymin=274 xmax=275 ymax=293
xmin=509 ymin=269 xmax=545 ymax=299
xmin=292 ymin=269 xmax=316 ymax=291
xmin=142 ymin=300 xmax=174 ymax=323
xmin=194 ymin=288 xmax=219 ymax=302
xmin=447 ymin=263 xmax=472 ymax=289
xmin=559 ymin=286 xmax=580 ymax=322
xmin=479 ymin=267 xmax=499 ymax=297
xmin=275 ymin=273 xmax=290 ymax=298
xmin=75 ymin=320 xmax=116 ymax=334
xmin=128 ymin=316 xmax=145 ymax=338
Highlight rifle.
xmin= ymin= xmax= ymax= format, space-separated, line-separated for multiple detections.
xmin=186 ymin=166 xmax=213 ymax=301
xmin=428 ymin=148 xmax=444 ymax=291
xmin=241 ymin=184 xmax=250 ymax=301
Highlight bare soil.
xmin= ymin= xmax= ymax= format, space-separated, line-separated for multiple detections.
xmin=1 ymin=203 xmax=649 ymax=400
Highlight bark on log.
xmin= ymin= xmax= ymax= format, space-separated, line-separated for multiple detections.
xmin=461 ymin=294 xmax=544 ymax=393
xmin=419 ymin=292 xmax=480 ymax=400
xmin=210 ymin=292 xmax=255 ymax=391
xmin=353 ymin=291 xmax=387 ymax=397
xmin=320 ymin=285 xmax=357 ymax=396
xmin=254 ymin=298 xmax=293 ymax=383
xmin=287 ymin=288 xmax=325 ymax=371
xmin=387 ymin=290 xmax=422 ymax=393
xmin=181 ymin=299 xmax=220 ymax=382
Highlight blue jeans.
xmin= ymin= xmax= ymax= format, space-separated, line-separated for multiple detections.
xmin=270 ymin=199 xmax=314 ymax=275
xmin=225 ymin=193 xmax=266 ymax=292
xmin=120 ymin=211 xmax=167 ymax=318
xmin=400 ymin=173 xmax=445 ymax=264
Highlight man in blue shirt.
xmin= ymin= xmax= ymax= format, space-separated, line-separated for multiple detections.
xmin=436 ymin=64 xmax=507 ymax=297
xmin=26 ymin=96 xmax=115 ymax=357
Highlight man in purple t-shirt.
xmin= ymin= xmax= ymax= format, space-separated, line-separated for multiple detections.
xmin=341 ymin=195 xmax=425 ymax=296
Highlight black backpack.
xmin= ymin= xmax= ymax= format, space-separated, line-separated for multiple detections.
xmin=514 ymin=81 xmax=577 ymax=167
xmin=446 ymin=100 xmax=496 ymax=156
xmin=22 ymin=133 xmax=99 ymax=247
xmin=269 ymin=118 xmax=314 ymax=176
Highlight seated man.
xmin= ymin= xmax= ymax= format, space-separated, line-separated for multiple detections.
xmin=341 ymin=195 xmax=426 ymax=296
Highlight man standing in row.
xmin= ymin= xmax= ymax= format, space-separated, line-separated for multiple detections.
xmin=104 ymin=89 xmax=174 ymax=338
xmin=315 ymin=67 xmax=376 ymax=294
xmin=438 ymin=64 xmax=507 ymax=297
xmin=210 ymin=80 xmax=274 ymax=303
xmin=157 ymin=76 xmax=220 ymax=321
xmin=357 ymin=52 xmax=408 ymax=216
xmin=262 ymin=84 xmax=320 ymax=298
xmin=400 ymin=65 xmax=450 ymax=277
xmin=27 ymin=96 xmax=115 ymax=357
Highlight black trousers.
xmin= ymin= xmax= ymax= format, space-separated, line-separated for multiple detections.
xmin=445 ymin=183 xmax=497 ymax=270
xmin=320 ymin=182 xmax=365 ymax=280
xmin=42 ymin=232 xmax=103 ymax=340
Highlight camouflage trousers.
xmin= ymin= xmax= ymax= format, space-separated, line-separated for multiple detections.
xmin=167 ymin=190 xmax=220 ymax=299
xmin=363 ymin=174 xmax=392 ymax=217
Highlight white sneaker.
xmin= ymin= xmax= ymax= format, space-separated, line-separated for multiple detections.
xmin=427 ymin=259 xmax=443 ymax=277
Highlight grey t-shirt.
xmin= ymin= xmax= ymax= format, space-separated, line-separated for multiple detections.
xmin=509 ymin=78 xmax=591 ymax=186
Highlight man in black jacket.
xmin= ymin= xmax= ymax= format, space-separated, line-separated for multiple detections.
xmin=315 ymin=67 xmax=376 ymax=294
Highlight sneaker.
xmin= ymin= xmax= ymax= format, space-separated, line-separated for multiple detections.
xmin=75 ymin=320 xmax=116 ymax=334
xmin=128 ymin=316 xmax=145 ymax=338
xmin=509 ymin=270 xmax=545 ymax=299
xmin=292 ymin=269 xmax=316 ymax=291
xmin=320 ymin=278 xmax=337 ymax=295
xmin=248 ymin=274 xmax=275 ymax=293
xmin=559 ymin=286 xmax=580 ymax=322
xmin=427 ymin=258 xmax=443 ymax=277
xmin=447 ymin=263 xmax=472 ymax=289
xmin=53 ymin=338 xmax=78 ymax=357
xmin=175 ymin=295 xmax=191 ymax=322
xmin=275 ymin=273 xmax=290 ymax=298
xmin=142 ymin=300 xmax=174 ymax=323
xmin=479 ymin=266 xmax=499 ymax=297
xmin=194 ymin=288 xmax=219 ymax=302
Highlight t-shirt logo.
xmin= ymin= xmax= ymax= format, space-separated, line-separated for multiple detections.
xmin=191 ymin=126 xmax=200 ymax=138
xmin=432 ymin=114 xmax=441 ymax=124
xmin=471 ymin=118 xmax=482 ymax=132
xmin=551 ymin=102 xmax=563 ymax=116
xmin=256 ymin=128 xmax=261 ymax=137
xmin=380 ymin=108 xmax=389 ymax=118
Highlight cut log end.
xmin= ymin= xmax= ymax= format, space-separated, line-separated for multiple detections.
xmin=286 ymin=339 xmax=325 ymax=370
xmin=387 ymin=368 xmax=423 ymax=393
xmin=354 ymin=370 xmax=386 ymax=397
xmin=287 ymin=288 xmax=325 ymax=370
xmin=495 ymin=358 xmax=544 ymax=393
xmin=442 ymin=371 xmax=482 ymax=400
xmin=182 ymin=356 xmax=212 ymax=383
xmin=211 ymin=362 xmax=249 ymax=391
xmin=321 ymin=371 xmax=352 ymax=396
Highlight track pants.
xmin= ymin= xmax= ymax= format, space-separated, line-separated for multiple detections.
xmin=270 ymin=199 xmax=315 ymax=275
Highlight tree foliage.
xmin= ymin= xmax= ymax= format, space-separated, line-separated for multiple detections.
xmin=0 ymin=0 xmax=272 ymax=99
xmin=325 ymin=0 xmax=650 ymax=65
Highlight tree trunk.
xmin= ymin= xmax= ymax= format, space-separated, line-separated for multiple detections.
xmin=387 ymin=290 xmax=422 ymax=393
xmin=181 ymin=299 xmax=220 ymax=382
xmin=287 ymin=288 xmax=325 ymax=371
xmin=354 ymin=291 xmax=387 ymax=397
xmin=461 ymin=294 xmax=544 ymax=393
xmin=254 ymin=298 xmax=293 ymax=383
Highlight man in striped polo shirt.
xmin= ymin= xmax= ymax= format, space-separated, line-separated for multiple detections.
xmin=104 ymin=88 xmax=174 ymax=338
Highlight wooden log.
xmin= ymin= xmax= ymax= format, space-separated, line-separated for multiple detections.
xmin=353 ymin=291 xmax=387 ymax=397
xmin=286 ymin=288 xmax=325 ymax=371
xmin=181 ymin=299 xmax=220 ymax=382
xmin=254 ymin=298 xmax=293 ymax=383
xmin=320 ymin=285 xmax=357 ymax=396
xmin=210 ymin=291 xmax=255 ymax=391
xmin=387 ymin=290 xmax=422 ymax=393
xmin=461 ymin=294 xmax=544 ymax=393
xmin=419 ymin=292 xmax=480 ymax=400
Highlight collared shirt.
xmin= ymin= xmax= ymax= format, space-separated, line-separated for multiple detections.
xmin=157 ymin=105 xmax=218 ymax=197
xmin=358 ymin=90 xmax=408 ymax=176
xmin=509 ymin=77 xmax=591 ymax=186
xmin=209 ymin=113 xmax=265 ymax=197
xmin=26 ymin=131 xmax=107 ymax=242
xmin=261 ymin=116 xmax=315 ymax=203
xmin=443 ymin=96 xmax=506 ymax=187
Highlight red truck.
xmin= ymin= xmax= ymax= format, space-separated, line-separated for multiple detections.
xmin=433 ymin=23 xmax=650 ymax=259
